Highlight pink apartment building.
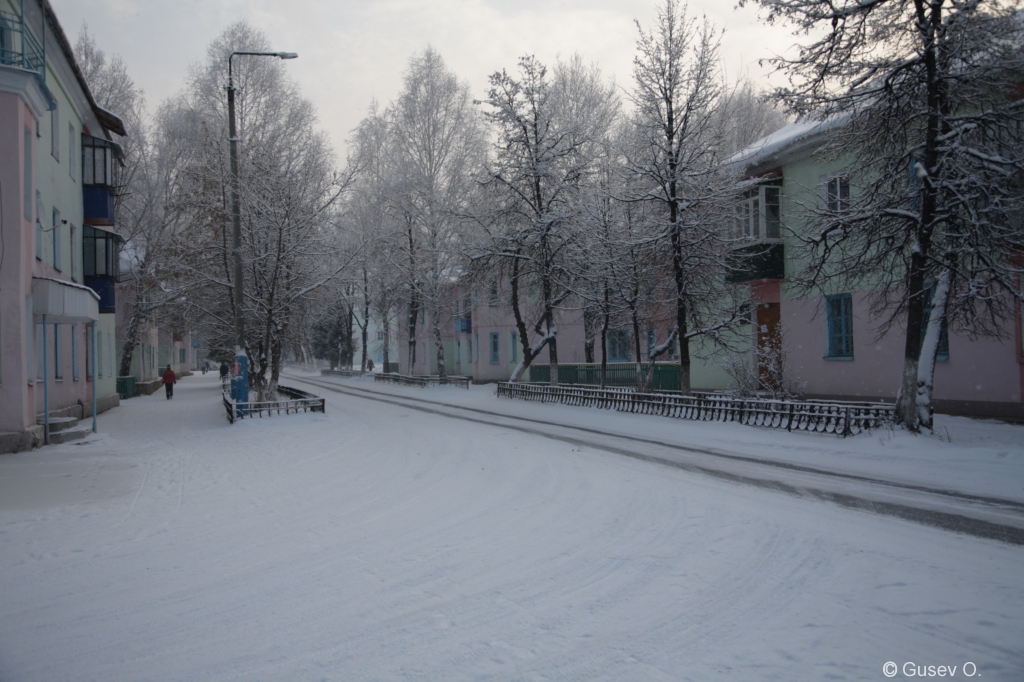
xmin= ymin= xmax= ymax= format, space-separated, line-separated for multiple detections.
xmin=1 ymin=0 xmax=126 ymax=452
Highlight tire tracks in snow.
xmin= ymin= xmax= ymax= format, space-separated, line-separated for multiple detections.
xmin=286 ymin=373 xmax=1024 ymax=546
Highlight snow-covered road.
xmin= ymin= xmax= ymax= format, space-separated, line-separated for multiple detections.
xmin=1 ymin=373 xmax=1022 ymax=680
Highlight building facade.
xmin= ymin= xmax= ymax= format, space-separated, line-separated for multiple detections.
xmin=0 ymin=0 xmax=126 ymax=452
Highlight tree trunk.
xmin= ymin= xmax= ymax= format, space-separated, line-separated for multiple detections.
xmin=600 ymin=304 xmax=609 ymax=390
xmin=632 ymin=311 xmax=644 ymax=392
xmin=382 ymin=313 xmax=391 ymax=373
xmin=433 ymin=314 xmax=447 ymax=380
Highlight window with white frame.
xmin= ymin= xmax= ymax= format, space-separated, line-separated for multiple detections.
xmin=35 ymin=192 xmax=43 ymax=260
xmin=489 ymin=281 xmax=499 ymax=306
xmin=25 ymin=297 xmax=34 ymax=385
xmin=52 ymin=208 xmax=61 ymax=271
xmin=735 ymin=184 xmax=781 ymax=240
xmin=824 ymin=173 xmax=850 ymax=213
xmin=35 ymin=323 xmax=44 ymax=381
xmin=51 ymin=102 xmax=59 ymax=160
xmin=69 ymin=122 xmax=76 ymax=180
xmin=509 ymin=332 xmax=517 ymax=363
xmin=23 ymin=128 xmax=32 ymax=221
xmin=72 ymin=325 xmax=79 ymax=380
xmin=54 ymin=325 xmax=62 ymax=380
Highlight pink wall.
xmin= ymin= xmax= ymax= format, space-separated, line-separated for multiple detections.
xmin=783 ymin=292 xmax=1021 ymax=403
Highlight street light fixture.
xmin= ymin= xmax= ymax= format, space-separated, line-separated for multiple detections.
xmin=225 ymin=50 xmax=297 ymax=410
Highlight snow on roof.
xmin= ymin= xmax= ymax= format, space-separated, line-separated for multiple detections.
xmin=725 ymin=112 xmax=850 ymax=176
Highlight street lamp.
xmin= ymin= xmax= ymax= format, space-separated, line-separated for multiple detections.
xmin=226 ymin=50 xmax=297 ymax=409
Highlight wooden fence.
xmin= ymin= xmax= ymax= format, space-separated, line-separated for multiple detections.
xmin=224 ymin=385 xmax=325 ymax=423
xmin=497 ymin=382 xmax=895 ymax=436
xmin=374 ymin=373 xmax=471 ymax=389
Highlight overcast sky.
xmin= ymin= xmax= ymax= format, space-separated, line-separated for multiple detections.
xmin=49 ymin=0 xmax=798 ymax=161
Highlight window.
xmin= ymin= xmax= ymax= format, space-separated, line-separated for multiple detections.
xmin=735 ymin=185 xmax=781 ymax=240
xmin=922 ymin=285 xmax=950 ymax=361
xmin=453 ymin=299 xmax=459 ymax=317
xmin=83 ymin=135 xmax=114 ymax=186
xmin=490 ymin=332 xmax=500 ymax=364
xmin=377 ymin=331 xmax=385 ymax=341
xmin=72 ymin=325 xmax=79 ymax=380
xmin=509 ymin=332 xmax=517 ymax=363
xmin=825 ymin=174 xmax=850 ymax=213
xmin=489 ymin=281 xmax=499 ymax=306
xmin=52 ymin=208 xmax=61 ymax=271
xmin=608 ymin=329 xmax=630 ymax=363
xmin=69 ymin=123 xmax=76 ymax=180
xmin=23 ymin=128 xmax=32 ymax=221
xmin=36 ymin=323 xmax=44 ymax=381
xmin=97 ymin=331 xmax=104 ymax=378
xmin=83 ymin=226 xmax=119 ymax=277
xmin=25 ymin=296 xmax=34 ymax=385
xmin=51 ymin=102 xmax=59 ymax=160
xmin=826 ymin=294 xmax=854 ymax=359
xmin=646 ymin=328 xmax=656 ymax=359
xmin=70 ymin=225 xmax=77 ymax=281
xmin=54 ymin=325 xmax=62 ymax=380
xmin=35 ymin=192 xmax=43 ymax=260
xmin=474 ymin=334 xmax=479 ymax=363
xmin=180 ymin=348 xmax=186 ymax=364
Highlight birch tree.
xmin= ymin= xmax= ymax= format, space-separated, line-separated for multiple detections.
xmin=741 ymin=0 xmax=1024 ymax=430
xmin=626 ymin=0 xmax=734 ymax=394
xmin=481 ymin=55 xmax=618 ymax=383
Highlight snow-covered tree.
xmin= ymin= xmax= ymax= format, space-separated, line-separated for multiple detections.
xmin=741 ymin=0 xmax=1024 ymax=430
xmin=480 ymin=54 xmax=619 ymax=383
xmin=625 ymin=0 xmax=738 ymax=394
xmin=162 ymin=22 xmax=351 ymax=397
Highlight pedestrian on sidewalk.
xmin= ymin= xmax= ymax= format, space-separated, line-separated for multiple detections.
xmin=219 ymin=362 xmax=229 ymax=379
xmin=163 ymin=364 xmax=177 ymax=400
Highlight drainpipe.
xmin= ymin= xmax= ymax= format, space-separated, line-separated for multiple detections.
xmin=91 ymin=322 xmax=97 ymax=433
xmin=42 ymin=315 xmax=48 ymax=444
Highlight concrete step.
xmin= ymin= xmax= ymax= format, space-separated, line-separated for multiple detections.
xmin=36 ymin=416 xmax=80 ymax=433
xmin=48 ymin=427 xmax=92 ymax=445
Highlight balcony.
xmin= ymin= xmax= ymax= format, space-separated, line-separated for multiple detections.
xmin=0 ymin=10 xmax=44 ymax=76
xmin=84 ymin=276 xmax=116 ymax=314
xmin=83 ymin=186 xmax=115 ymax=226
xmin=726 ymin=242 xmax=785 ymax=283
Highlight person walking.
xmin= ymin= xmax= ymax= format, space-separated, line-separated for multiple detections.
xmin=163 ymin=364 xmax=177 ymax=400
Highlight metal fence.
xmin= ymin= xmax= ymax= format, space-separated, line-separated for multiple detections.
xmin=321 ymin=369 xmax=369 ymax=378
xmin=224 ymin=385 xmax=325 ymax=423
xmin=528 ymin=363 xmax=682 ymax=391
xmin=374 ymin=373 xmax=471 ymax=389
xmin=497 ymin=382 xmax=895 ymax=436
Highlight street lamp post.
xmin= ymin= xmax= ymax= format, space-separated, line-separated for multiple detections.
xmin=226 ymin=50 xmax=297 ymax=409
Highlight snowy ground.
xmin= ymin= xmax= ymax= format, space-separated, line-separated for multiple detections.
xmin=1 ymin=372 xmax=1022 ymax=681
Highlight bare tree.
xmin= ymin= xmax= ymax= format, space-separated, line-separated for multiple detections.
xmin=480 ymin=54 xmax=619 ymax=383
xmin=161 ymin=22 xmax=351 ymax=397
xmin=741 ymin=0 xmax=1024 ymax=430
xmin=626 ymin=0 xmax=735 ymax=394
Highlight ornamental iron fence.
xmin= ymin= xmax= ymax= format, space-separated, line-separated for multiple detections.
xmin=374 ymin=373 xmax=471 ymax=389
xmin=224 ymin=385 xmax=325 ymax=423
xmin=497 ymin=382 xmax=894 ymax=436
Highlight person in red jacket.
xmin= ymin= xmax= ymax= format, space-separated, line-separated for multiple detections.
xmin=162 ymin=365 xmax=176 ymax=400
